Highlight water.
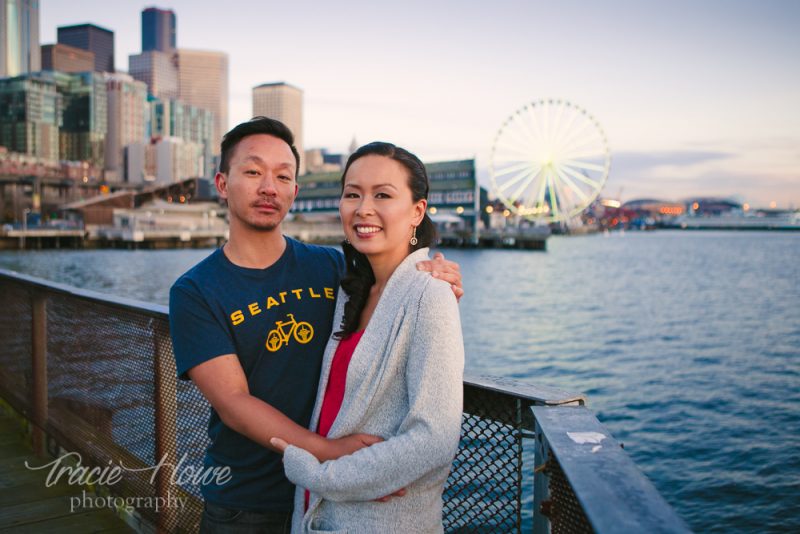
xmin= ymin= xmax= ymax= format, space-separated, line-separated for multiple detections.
xmin=1 ymin=230 xmax=798 ymax=533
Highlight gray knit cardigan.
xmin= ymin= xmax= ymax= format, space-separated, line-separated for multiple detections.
xmin=282 ymin=247 xmax=465 ymax=533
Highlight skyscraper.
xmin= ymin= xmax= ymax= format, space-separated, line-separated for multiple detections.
xmin=41 ymin=44 xmax=95 ymax=73
xmin=252 ymin=82 xmax=304 ymax=175
xmin=176 ymin=49 xmax=228 ymax=156
xmin=57 ymin=23 xmax=114 ymax=73
xmin=148 ymin=97 xmax=215 ymax=177
xmin=0 ymin=0 xmax=40 ymax=77
xmin=104 ymin=73 xmax=147 ymax=181
xmin=129 ymin=51 xmax=179 ymax=99
xmin=142 ymin=7 xmax=176 ymax=53
xmin=0 ymin=74 xmax=59 ymax=161
xmin=54 ymin=71 xmax=108 ymax=166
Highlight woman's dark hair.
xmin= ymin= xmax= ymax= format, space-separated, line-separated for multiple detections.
xmin=336 ymin=142 xmax=437 ymax=338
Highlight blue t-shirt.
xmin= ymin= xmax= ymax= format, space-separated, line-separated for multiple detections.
xmin=169 ymin=237 xmax=345 ymax=512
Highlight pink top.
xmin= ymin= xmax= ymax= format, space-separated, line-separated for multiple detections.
xmin=305 ymin=329 xmax=364 ymax=510
xmin=318 ymin=330 xmax=365 ymax=437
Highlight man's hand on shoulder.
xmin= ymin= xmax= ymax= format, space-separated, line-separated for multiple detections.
xmin=416 ymin=252 xmax=464 ymax=301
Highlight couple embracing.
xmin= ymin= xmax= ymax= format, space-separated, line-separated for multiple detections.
xmin=170 ymin=117 xmax=465 ymax=533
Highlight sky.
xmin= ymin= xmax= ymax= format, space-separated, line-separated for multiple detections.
xmin=40 ymin=0 xmax=799 ymax=207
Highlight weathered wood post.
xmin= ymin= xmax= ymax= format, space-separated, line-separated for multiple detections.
xmin=31 ymin=292 xmax=47 ymax=457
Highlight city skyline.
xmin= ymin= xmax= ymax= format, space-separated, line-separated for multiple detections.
xmin=34 ymin=0 xmax=800 ymax=207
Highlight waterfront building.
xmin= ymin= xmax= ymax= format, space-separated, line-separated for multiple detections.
xmin=109 ymin=199 xmax=226 ymax=239
xmin=128 ymin=51 xmax=179 ymax=99
xmin=141 ymin=7 xmax=176 ymax=53
xmin=252 ymin=82 xmax=304 ymax=174
xmin=673 ymin=199 xmax=800 ymax=230
xmin=0 ymin=144 xmax=108 ymax=224
xmin=0 ymin=74 xmax=60 ymax=162
xmin=426 ymin=159 xmax=480 ymax=234
xmin=57 ymin=23 xmax=114 ymax=73
xmin=148 ymin=96 xmax=214 ymax=177
xmin=0 ymin=148 xmax=102 ymax=181
xmin=58 ymin=178 xmax=214 ymax=228
xmin=0 ymin=0 xmax=40 ymax=77
xmin=41 ymin=43 xmax=95 ymax=73
xmin=290 ymin=169 xmax=346 ymax=214
xmin=104 ymin=74 xmax=148 ymax=182
xmin=176 ymin=49 xmax=228 ymax=155
xmin=685 ymin=197 xmax=742 ymax=216
xmin=622 ymin=199 xmax=685 ymax=222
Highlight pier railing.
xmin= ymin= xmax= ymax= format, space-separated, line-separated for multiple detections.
xmin=0 ymin=268 xmax=689 ymax=533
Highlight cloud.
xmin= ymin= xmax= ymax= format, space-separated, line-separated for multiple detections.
xmin=683 ymin=136 xmax=800 ymax=153
xmin=611 ymin=149 xmax=735 ymax=175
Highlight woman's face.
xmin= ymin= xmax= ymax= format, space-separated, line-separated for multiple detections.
xmin=340 ymin=155 xmax=426 ymax=266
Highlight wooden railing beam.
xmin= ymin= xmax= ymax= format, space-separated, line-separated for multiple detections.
xmin=31 ymin=293 xmax=47 ymax=457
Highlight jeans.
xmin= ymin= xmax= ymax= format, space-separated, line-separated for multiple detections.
xmin=200 ymin=502 xmax=292 ymax=534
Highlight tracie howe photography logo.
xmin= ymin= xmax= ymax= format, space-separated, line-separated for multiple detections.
xmin=25 ymin=451 xmax=231 ymax=513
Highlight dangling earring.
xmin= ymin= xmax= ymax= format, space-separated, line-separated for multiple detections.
xmin=410 ymin=226 xmax=418 ymax=246
xmin=344 ymin=237 xmax=350 ymax=244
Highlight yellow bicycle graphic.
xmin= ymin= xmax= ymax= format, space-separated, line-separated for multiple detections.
xmin=265 ymin=313 xmax=314 ymax=352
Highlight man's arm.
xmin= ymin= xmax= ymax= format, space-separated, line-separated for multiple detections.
xmin=188 ymin=354 xmax=381 ymax=461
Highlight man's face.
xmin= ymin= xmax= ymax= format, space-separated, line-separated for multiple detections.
xmin=216 ymin=134 xmax=298 ymax=232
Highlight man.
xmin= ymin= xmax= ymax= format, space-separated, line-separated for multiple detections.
xmin=169 ymin=117 xmax=462 ymax=533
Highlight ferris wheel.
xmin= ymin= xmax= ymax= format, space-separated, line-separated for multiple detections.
xmin=489 ymin=99 xmax=610 ymax=223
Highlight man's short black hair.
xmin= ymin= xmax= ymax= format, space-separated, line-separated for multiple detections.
xmin=218 ymin=116 xmax=301 ymax=176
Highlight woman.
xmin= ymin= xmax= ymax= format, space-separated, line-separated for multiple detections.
xmin=271 ymin=142 xmax=464 ymax=533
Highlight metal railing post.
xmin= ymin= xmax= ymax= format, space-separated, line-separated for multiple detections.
xmin=515 ymin=399 xmax=524 ymax=532
xmin=533 ymin=418 xmax=550 ymax=534
xmin=31 ymin=292 xmax=47 ymax=456
xmin=153 ymin=320 xmax=179 ymax=533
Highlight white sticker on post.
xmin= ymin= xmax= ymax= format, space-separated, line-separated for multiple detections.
xmin=566 ymin=431 xmax=607 ymax=445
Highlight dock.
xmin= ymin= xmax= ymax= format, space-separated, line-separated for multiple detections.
xmin=0 ymin=408 xmax=132 ymax=533
xmin=1 ymin=228 xmax=86 ymax=250
xmin=0 ymin=227 xmax=227 ymax=250
xmin=281 ymin=220 xmax=551 ymax=250
xmin=439 ymin=228 xmax=550 ymax=250
xmin=0 ymin=219 xmax=549 ymax=251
